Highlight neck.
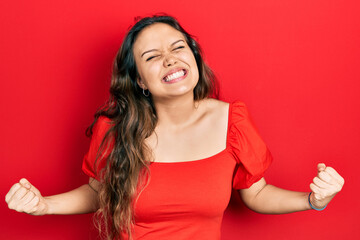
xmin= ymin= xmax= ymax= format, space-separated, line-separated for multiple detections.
xmin=153 ymin=94 xmax=201 ymax=128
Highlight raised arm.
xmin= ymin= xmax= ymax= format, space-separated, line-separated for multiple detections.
xmin=239 ymin=163 xmax=344 ymax=214
xmin=5 ymin=177 xmax=100 ymax=215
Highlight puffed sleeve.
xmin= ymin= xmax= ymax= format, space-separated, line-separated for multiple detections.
xmin=228 ymin=101 xmax=273 ymax=189
xmin=82 ymin=116 xmax=114 ymax=181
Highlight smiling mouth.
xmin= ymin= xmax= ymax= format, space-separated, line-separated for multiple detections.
xmin=163 ymin=69 xmax=187 ymax=82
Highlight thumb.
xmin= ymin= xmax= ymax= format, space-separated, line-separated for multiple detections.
xmin=19 ymin=178 xmax=40 ymax=195
xmin=19 ymin=178 xmax=31 ymax=189
xmin=317 ymin=163 xmax=326 ymax=172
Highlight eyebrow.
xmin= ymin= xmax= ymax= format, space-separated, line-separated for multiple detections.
xmin=140 ymin=39 xmax=185 ymax=58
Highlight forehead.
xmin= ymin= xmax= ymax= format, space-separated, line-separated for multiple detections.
xmin=133 ymin=23 xmax=185 ymax=54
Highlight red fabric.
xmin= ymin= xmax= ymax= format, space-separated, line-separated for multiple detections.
xmin=82 ymin=116 xmax=114 ymax=181
xmin=82 ymin=100 xmax=272 ymax=239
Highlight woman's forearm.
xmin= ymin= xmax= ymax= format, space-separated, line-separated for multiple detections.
xmin=6 ymin=178 xmax=99 ymax=216
xmin=240 ymin=183 xmax=311 ymax=214
xmin=240 ymin=164 xmax=344 ymax=214
xmin=45 ymin=184 xmax=99 ymax=215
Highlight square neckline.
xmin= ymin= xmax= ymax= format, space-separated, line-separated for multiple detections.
xmin=151 ymin=101 xmax=233 ymax=165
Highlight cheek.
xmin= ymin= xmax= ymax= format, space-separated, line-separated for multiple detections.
xmin=135 ymin=63 xmax=152 ymax=88
xmin=179 ymin=51 xmax=198 ymax=74
xmin=136 ymin=59 xmax=152 ymax=78
xmin=187 ymin=54 xmax=199 ymax=80
xmin=146 ymin=63 xmax=162 ymax=81
xmin=138 ymin=63 xmax=163 ymax=88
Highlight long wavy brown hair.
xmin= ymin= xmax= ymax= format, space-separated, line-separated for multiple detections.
xmin=86 ymin=15 xmax=218 ymax=240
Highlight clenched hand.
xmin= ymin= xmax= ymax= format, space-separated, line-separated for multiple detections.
xmin=5 ymin=178 xmax=48 ymax=215
xmin=309 ymin=163 xmax=345 ymax=210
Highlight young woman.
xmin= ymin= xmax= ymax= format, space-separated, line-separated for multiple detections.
xmin=5 ymin=15 xmax=344 ymax=240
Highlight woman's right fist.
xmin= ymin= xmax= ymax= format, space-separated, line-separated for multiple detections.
xmin=5 ymin=178 xmax=48 ymax=215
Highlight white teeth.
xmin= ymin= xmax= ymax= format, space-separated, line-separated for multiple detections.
xmin=165 ymin=70 xmax=185 ymax=82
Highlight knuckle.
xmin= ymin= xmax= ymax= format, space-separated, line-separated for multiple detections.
xmin=8 ymin=203 xmax=15 ymax=210
xmin=15 ymin=205 xmax=23 ymax=212
xmin=340 ymin=177 xmax=345 ymax=186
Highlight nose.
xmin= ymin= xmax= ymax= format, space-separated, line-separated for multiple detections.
xmin=163 ymin=53 xmax=177 ymax=67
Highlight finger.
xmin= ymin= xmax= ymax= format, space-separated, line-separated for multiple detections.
xmin=8 ymin=186 xmax=28 ymax=203
xmin=310 ymin=183 xmax=321 ymax=199
xmin=20 ymin=179 xmax=41 ymax=195
xmin=21 ymin=191 xmax=36 ymax=205
xmin=5 ymin=183 xmax=21 ymax=203
xmin=310 ymin=183 xmax=328 ymax=201
xmin=317 ymin=163 xmax=326 ymax=172
xmin=318 ymin=171 xmax=334 ymax=184
xmin=313 ymin=177 xmax=333 ymax=189
xmin=26 ymin=196 xmax=40 ymax=208
xmin=7 ymin=187 xmax=28 ymax=211
xmin=325 ymin=167 xmax=345 ymax=186
xmin=19 ymin=178 xmax=31 ymax=189
xmin=23 ymin=196 xmax=40 ymax=213
xmin=14 ymin=191 xmax=35 ymax=213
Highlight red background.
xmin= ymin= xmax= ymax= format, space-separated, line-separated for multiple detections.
xmin=1 ymin=0 xmax=359 ymax=239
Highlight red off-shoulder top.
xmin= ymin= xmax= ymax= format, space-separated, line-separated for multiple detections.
xmin=82 ymin=100 xmax=272 ymax=240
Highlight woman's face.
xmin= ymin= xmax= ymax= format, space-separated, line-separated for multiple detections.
xmin=133 ymin=23 xmax=199 ymax=100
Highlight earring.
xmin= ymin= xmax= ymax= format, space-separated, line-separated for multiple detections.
xmin=143 ymin=88 xmax=150 ymax=97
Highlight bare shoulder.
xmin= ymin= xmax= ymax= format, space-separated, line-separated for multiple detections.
xmin=196 ymin=98 xmax=229 ymax=147
xmin=197 ymin=98 xmax=230 ymax=127
xmin=199 ymin=98 xmax=229 ymax=116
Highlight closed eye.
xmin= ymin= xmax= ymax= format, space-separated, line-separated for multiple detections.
xmin=146 ymin=55 xmax=159 ymax=61
xmin=173 ymin=46 xmax=185 ymax=51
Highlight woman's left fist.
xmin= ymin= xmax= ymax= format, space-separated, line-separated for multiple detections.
xmin=309 ymin=163 xmax=344 ymax=210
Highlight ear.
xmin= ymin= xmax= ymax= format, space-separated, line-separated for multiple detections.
xmin=136 ymin=77 xmax=147 ymax=90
